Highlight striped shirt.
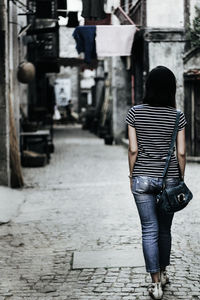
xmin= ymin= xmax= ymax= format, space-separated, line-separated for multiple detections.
xmin=126 ymin=104 xmax=187 ymax=178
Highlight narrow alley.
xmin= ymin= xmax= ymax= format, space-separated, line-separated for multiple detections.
xmin=0 ymin=126 xmax=199 ymax=300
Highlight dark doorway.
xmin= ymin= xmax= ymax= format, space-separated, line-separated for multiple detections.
xmin=184 ymin=76 xmax=200 ymax=156
xmin=131 ymin=30 xmax=145 ymax=105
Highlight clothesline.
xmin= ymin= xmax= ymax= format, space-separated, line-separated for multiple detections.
xmin=73 ymin=25 xmax=137 ymax=64
xmin=66 ymin=0 xmax=122 ymax=14
xmin=62 ymin=0 xmax=138 ymax=23
xmin=120 ymin=2 xmax=135 ymax=12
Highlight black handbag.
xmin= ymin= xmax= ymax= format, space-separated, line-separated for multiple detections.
xmin=157 ymin=111 xmax=193 ymax=214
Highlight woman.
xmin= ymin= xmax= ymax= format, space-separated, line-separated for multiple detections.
xmin=126 ymin=66 xmax=187 ymax=300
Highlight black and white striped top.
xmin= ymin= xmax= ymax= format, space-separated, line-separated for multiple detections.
xmin=126 ymin=104 xmax=187 ymax=178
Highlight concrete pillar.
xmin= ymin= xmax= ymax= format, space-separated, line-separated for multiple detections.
xmin=9 ymin=1 xmax=20 ymax=137
xmin=112 ymin=56 xmax=131 ymax=143
xmin=0 ymin=0 xmax=10 ymax=186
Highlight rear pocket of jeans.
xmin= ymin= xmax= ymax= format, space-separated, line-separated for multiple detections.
xmin=132 ymin=177 xmax=150 ymax=194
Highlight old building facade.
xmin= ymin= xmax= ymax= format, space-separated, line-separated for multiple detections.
xmin=0 ymin=0 xmax=28 ymax=186
xmin=112 ymin=0 xmax=200 ymax=156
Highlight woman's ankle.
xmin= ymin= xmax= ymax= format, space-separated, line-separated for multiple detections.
xmin=151 ymin=271 xmax=161 ymax=283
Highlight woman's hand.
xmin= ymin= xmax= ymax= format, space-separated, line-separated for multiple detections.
xmin=128 ymin=125 xmax=138 ymax=191
xmin=129 ymin=177 xmax=133 ymax=192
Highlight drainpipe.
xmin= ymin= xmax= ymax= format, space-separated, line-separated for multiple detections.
xmin=0 ymin=0 xmax=10 ymax=186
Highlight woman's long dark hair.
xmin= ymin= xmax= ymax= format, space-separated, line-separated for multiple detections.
xmin=143 ymin=66 xmax=176 ymax=108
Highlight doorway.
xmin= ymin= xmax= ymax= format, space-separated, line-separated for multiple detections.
xmin=184 ymin=76 xmax=200 ymax=156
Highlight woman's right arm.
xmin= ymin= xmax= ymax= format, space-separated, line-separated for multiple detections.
xmin=128 ymin=125 xmax=138 ymax=190
xmin=176 ymin=128 xmax=186 ymax=179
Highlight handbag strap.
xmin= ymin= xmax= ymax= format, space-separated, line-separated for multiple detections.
xmin=162 ymin=110 xmax=181 ymax=183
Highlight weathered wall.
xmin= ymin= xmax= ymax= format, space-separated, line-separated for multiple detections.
xmin=147 ymin=0 xmax=184 ymax=28
xmin=190 ymin=0 xmax=200 ymax=26
xmin=112 ymin=56 xmax=131 ymax=143
xmin=0 ymin=0 xmax=10 ymax=185
xmin=18 ymin=12 xmax=29 ymax=117
xmin=9 ymin=1 xmax=20 ymax=136
xmin=148 ymin=41 xmax=185 ymax=110
xmin=110 ymin=12 xmax=132 ymax=142
xmin=0 ymin=0 xmax=28 ymax=186
xmin=9 ymin=1 xmax=28 ymax=132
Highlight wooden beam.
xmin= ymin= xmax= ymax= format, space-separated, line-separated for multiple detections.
xmin=0 ymin=0 xmax=10 ymax=186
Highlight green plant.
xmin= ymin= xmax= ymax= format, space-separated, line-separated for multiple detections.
xmin=189 ymin=6 xmax=200 ymax=48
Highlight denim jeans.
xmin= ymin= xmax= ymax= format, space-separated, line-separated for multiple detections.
xmin=132 ymin=176 xmax=180 ymax=273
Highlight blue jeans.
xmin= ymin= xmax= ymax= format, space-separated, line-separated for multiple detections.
xmin=132 ymin=176 xmax=180 ymax=273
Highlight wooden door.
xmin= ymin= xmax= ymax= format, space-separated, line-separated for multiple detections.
xmin=194 ymin=81 xmax=200 ymax=155
xmin=184 ymin=78 xmax=200 ymax=156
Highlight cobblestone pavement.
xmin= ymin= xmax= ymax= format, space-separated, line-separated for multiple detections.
xmin=0 ymin=125 xmax=199 ymax=300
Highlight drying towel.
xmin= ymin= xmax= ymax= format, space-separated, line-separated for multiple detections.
xmin=82 ymin=0 xmax=106 ymax=20
xmin=73 ymin=26 xmax=97 ymax=64
xmin=57 ymin=0 xmax=67 ymax=17
xmin=67 ymin=12 xmax=79 ymax=28
xmin=96 ymin=25 xmax=137 ymax=57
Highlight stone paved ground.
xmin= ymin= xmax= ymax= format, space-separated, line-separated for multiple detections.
xmin=0 ymin=125 xmax=199 ymax=300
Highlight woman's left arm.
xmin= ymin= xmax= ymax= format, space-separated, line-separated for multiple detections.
xmin=176 ymin=128 xmax=186 ymax=179
xmin=128 ymin=125 xmax=138 ymax=190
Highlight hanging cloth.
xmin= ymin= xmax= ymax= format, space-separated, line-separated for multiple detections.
xmin=57 ymin=0 xmax=67 ymax=17
xmin=82 ymin=0 xmax=106 ymax=20
xmin=96 ymin=25 xmax=137 ymax=57
xmin=73 ymin=26 xmax=97 ymax=64
xmin=67 ymin=12 xmax=79 ymax=27
xmin=36 ymin=1 xmax=52 ymax=18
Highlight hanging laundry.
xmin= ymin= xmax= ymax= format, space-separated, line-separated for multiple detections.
xmin=73 ymin=26 xmax=97 ymax=64
xmin=104 ymin=0 xmax=120 ymax=14
xmin=82 ymin=0 xmax=106 ymax=20
xmin=96 ymin=25 xmax=137 ymax=57
xmin=57 ymin=0 xmax=67 ymax=17
xmin=67 ymin=12 xmax=79 ymax=27
xmin=36 ymin=1 xmax=52 ymax=18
